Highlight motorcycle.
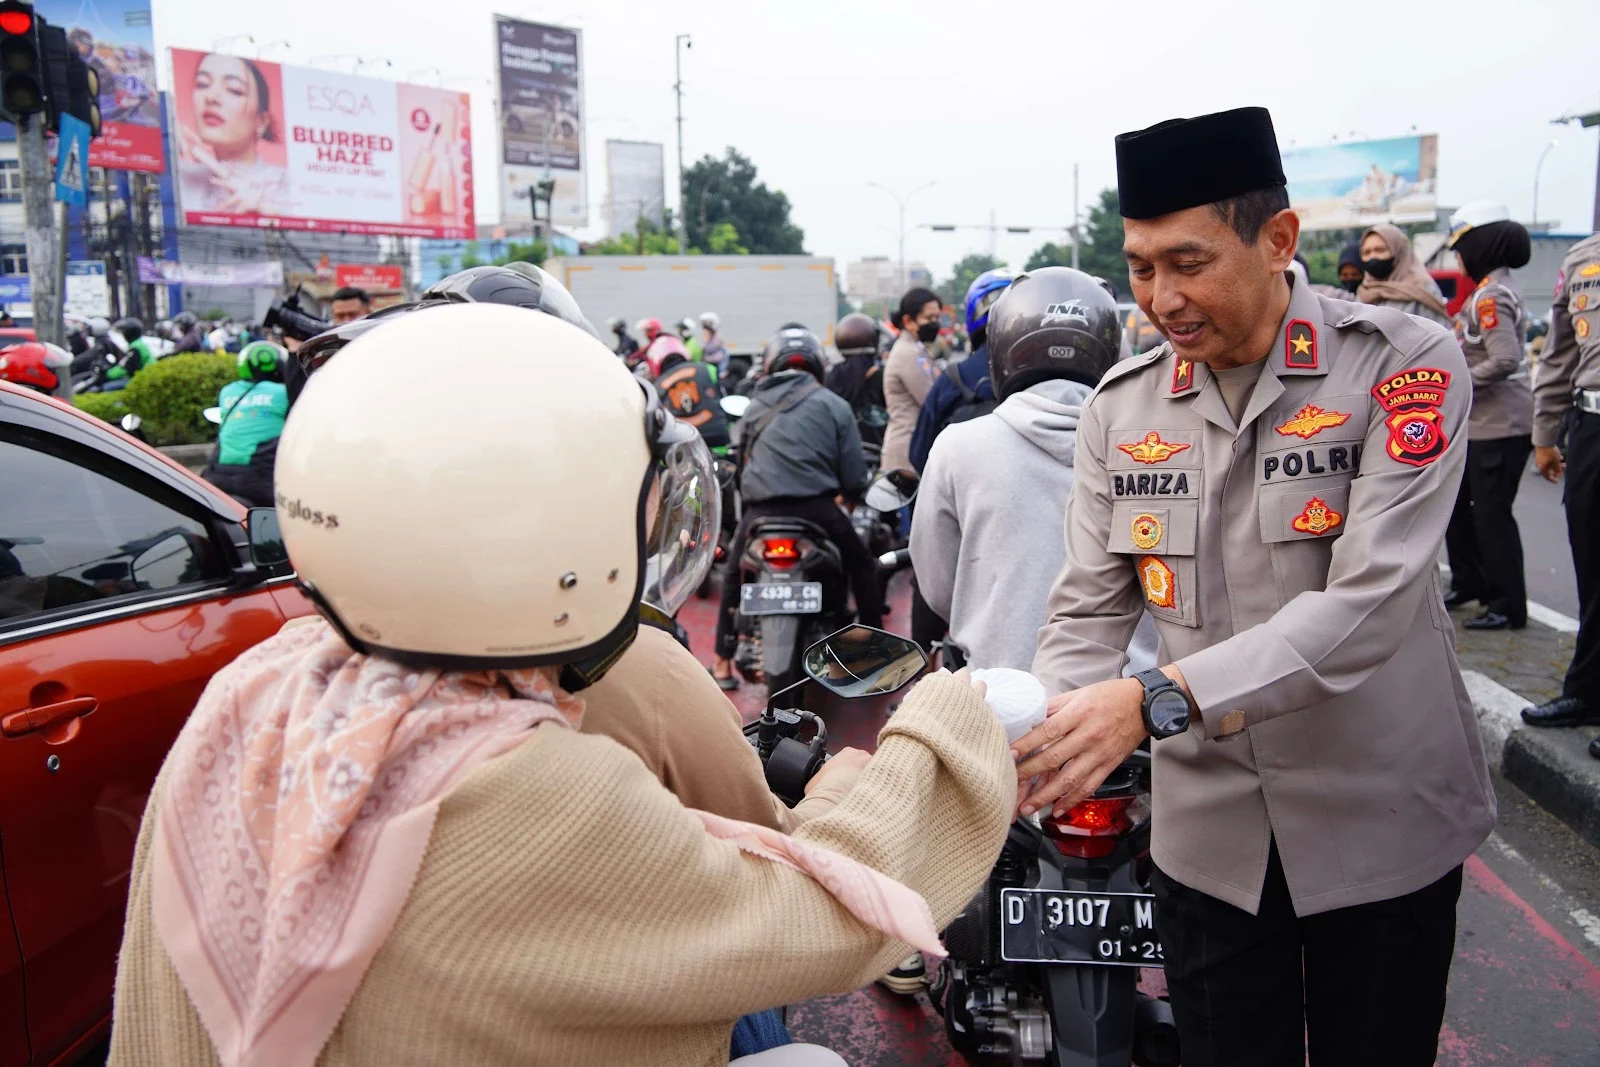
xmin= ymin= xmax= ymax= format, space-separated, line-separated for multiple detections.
xmin=852 ymin=469 xmax=915 ymax=605
xmin=931 ymin=747 xmax=1180 ymax=1067
xmin=696 ymin=393 xmax=749 ymax=601
xmin=730 ymin=470 xmax=906 ymax=694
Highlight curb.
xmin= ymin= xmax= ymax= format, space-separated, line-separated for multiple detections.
xmin=1465 ymin=669 xmax=1600 ymax=850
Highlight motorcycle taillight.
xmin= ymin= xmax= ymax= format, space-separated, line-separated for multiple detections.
xmin=761 ymin=537 xmax=801 ymax=568
xmin=1041 ymin=795 xmax=1147 ymax=859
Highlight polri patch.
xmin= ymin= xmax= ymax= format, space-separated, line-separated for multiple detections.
xmin=1118 ymin=432 xmax=1192 ymax=464
xmin=1291 ymin=497 xmax=1343 ymax=536
xmin=1477 ymin=297 xmax=1498 ymax=331
xmin=1131 ymin=513 xmax=1163 ymax=551
xmin=1275 ymin=404 xmax=1352 ymax=440
xmin=1285 ymin=320 xmax=1317 ymax=369
xmin=1137 ymin=555 xmax=1176 ymax=609
xmin=1372 ymin=368 xmax=1451 ymax=468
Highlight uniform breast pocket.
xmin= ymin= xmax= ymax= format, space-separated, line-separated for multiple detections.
xmin=1257 ymin=480 xmax=1353 ymax=601
xmin=1110 ymin=501 xmax=1199 ymax=628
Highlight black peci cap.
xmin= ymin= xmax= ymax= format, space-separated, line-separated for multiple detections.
xmin=1116 ymin=106 xmax=1285 ymax=220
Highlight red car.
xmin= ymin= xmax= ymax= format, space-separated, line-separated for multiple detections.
xmin=1430 ymin=268 xmax=1474 ymax=318
xmin=0 ymin=381 xmax=312 ymax=1066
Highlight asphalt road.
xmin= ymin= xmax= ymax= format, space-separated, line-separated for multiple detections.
xmin=682 ymin=571 xmax=1600 ymax=1066
xmin=1516 ymin=462 xmax=1579 ymax=619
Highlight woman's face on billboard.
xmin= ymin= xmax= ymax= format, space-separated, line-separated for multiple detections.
xmin=192 ymin=54 xmax=265 ymax=161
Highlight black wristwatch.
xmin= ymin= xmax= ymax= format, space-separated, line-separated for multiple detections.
xmin=1134 ymin=668 xmax=1192 ymax=739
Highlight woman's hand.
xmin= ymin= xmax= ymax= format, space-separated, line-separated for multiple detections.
xmin=804 ymin=746 xmax=871 ymax=796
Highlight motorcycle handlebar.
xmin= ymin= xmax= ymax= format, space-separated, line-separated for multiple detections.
xmin=878 ymin=548 xmax=911 ymax=570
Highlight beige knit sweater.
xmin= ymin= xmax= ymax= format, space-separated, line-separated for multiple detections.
xmin=109 ymin=671 xmax=1012 ymax=1067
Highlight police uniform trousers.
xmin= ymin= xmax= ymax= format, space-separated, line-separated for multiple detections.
xmin=1153 ymin=842 xmax=1463 ymax=1067
xmin=1443 ymin=435 xmax=1533 ymax=623
xmin=1564 ymin=409 xmax=1600 ymax=701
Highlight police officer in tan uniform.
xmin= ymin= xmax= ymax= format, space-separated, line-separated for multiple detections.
xmin=1522 ymin=230 xmax=1600 ymax=752
xmin=1015 ymin=107 xmax=1494 ymax=1067
xmin=1440 ymin=202 xmax=1535 ymax=630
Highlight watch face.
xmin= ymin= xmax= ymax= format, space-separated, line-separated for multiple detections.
xmin=1149 ymin=690 xmax=1190 ymax=736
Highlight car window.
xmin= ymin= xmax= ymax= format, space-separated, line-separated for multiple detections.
xmin=0 ymin=435 xmax=226 ymax=624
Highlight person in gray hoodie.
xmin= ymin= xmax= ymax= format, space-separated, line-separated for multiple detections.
xmin=912 ymin=267 xmax=1157 ymax=672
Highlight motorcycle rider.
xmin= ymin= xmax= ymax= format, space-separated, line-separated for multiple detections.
xmin=171 ymin=310 xmax=206 ymax=353
xmin=677 ymin=316 xmax=706 ymax=361
xmin=700 ymin=311 xmax=730 ymax=377
xmin=609 ymin=315 xmax=640 ymax=359
xmin=911 ymin=267 xmax=1159 ymax=673
xmin=109 ymin=304 xmax=1013 ymax=1067
xmin=824 ymin=312 xmax=888 ymax=445
xmin=909 ymin=269 xmax=1016 ymax=474
xmin=655 ymin=340 xmax=732 ymax=449
xmin=200 ymin=340 xmax=288 ymax=508
xmin=106 ymin=317 xmax=156 ymax=382
xmin=711 ymin=326 xmax=882 ymax=690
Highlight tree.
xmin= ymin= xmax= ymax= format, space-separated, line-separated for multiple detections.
xmin=938 ymin=253 xmax=1005 ymax=307
xmin=586 ymin=217 xmax=682 ymax=255
xmin=703 ymin=222 xmax=747 ymax=255
xmin=683 ymin=148 xmax=805 ymax=255
xmin=1022 ymin=189 xmax=1130 ymax=297
xmin=494 ymin=239 xmax=547 ymax=266
xmin=1025 ymin=242 xmax=1072 ymax=271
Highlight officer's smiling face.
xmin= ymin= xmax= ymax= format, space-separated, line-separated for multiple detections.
xmin=1123 ymin=205 xmax=1298 ymax=368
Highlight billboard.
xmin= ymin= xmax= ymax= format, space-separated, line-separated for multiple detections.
xmin=494 ymin=16 xmax=585 ymax=227
xmin=168 ymin=50 xmax=474 ymax=238
xmin=10 ymin=0 xmax=164 ymax=170
xmin=605 ymin=140 xmax=664 ymax=237
xmin=1283 ymin=135 xmax=1439 ymax=232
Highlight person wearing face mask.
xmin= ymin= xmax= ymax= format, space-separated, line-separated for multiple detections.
xmin=881 ymin=287 xmax=943 ymax=476
xmin=1357 ymin=224 xmax=1451 ymax=328
xmin=1438 ymin=202 xmax=1535 ymax=631
xmin=1337 ymin=242 xmax=1363 ymax=294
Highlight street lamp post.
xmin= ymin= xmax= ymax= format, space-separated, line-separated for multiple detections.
xmin=1552 ymin=109 xmax=1600 ymax=230
xmin=1533 ymin=139 xmax=1559 ymax=226
xmin=867 ymin=181 xmax=937 ymax=291
xmin=674 ymin=34 xmax=691 ymax=254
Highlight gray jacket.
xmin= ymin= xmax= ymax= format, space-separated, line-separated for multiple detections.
xmin=1454 ymin=268 xmax=1533 ymax=440
xmin=1533 ymin=233 xmax=1600 ymax=447
xmin=736 ymin=371 xmax=869 ymax=503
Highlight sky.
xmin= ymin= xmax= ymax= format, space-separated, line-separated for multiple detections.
xmin=151 ymin=0 xmax=1599 ymax=282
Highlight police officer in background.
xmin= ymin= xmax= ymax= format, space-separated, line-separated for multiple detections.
xmin=1523 ymin=230 xmax=1600 ymax=755
xmin=1018 ymin=107 xmax=1492 ymax=1066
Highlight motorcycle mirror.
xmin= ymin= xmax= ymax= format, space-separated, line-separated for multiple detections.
xmin=859 ymin=405 xmax=889 ymax=429
xmin=202 ymin=407 xmax=223 ymax=425
xmin=803 ymin=625 xmax=928 ymax=699
xmin=863 ymin=472 xmax=916 ymax=513
xmin=720 ymin=394 xmax=750 ymax=419
xmin=119 ymin=413 xmax=142 ymax=431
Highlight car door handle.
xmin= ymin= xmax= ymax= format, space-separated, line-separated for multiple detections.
xmin=1 ymin=697 xmax=98 ymax=737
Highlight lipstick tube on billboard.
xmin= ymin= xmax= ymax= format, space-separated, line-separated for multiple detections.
xmin=408 ymin=122 xmax=444 ymax=218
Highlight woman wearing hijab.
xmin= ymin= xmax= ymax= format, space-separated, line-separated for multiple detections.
xmin=1439 ymin=202 xmax=1535 ymax=631
xmin=109 ymin=305 xmax=1013 ymax=1067
xmin=1356 ymin=223 xmax=1451 ymax=326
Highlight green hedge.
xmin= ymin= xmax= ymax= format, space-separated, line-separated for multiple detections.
xmin=74 ymin=352 xmax=238 ymax=446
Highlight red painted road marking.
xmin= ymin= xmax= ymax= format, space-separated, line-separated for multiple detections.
xmin=1462 ymin=854 xmax=1600 ymax=992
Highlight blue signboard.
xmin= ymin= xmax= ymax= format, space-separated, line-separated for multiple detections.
xmin=54 ymin=113 xmax=90 ymax=205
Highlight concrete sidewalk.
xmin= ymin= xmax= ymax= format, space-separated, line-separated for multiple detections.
xmin=1448 ymin=603 xmax=1600 ymax=849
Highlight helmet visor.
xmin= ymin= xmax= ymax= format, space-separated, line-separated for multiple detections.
xmin=641 ymin=425 xmax=720 ymax=619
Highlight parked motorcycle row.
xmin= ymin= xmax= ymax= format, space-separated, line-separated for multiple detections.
xmin=67 ymin=315 xmax=255 ymax=394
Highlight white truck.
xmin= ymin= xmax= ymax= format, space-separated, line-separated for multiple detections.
xmin=542 ymin=254 xmax=839 ymax=355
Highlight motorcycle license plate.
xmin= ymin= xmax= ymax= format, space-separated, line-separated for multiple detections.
xmin=999 ymin=889 xmax=1163 ymax=968
xmin=740 ymin=582 xmax=823 ymax=616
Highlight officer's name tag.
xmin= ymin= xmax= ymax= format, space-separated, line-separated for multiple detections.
xmin=1112 ymin=472 xmax=1197 ymax=498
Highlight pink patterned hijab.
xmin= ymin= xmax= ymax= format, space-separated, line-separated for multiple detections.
xmin=151 ymin=619 xmax=944 ymax=1067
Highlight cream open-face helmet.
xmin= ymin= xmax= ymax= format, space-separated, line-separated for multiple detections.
xmin=275 ymin=302 xmax=715 ymax=687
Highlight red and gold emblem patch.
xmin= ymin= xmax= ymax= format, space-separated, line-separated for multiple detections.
xmin=1579 ymin=317 xmax=1591 ymax=341
xmin=1291 ymin=496 xmax=1344 ymax=536
xmin=1131 ymin=513 xmax=1163 ymax=551
xmin=1284 ymin=319 xmax=1317 ymax=369
xmin=1274 ymin=404 xmax=1352 ymax=440
xmin=1371 ymin=367 xmax=1451 ymax=468
xmin=1137 ymin=555 xmax=1176 ymax=609
xmin=1117 ymin=432 xmax=1191 ymax=465
xmin=1477 ymin=297 xmax=1499 ymax=332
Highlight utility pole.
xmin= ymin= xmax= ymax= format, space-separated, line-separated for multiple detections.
xmin=868 ymin=181 xmax=936 ymax=291
xmin=1552 ymin=110 xmax=1600 ymax=231
xmin=18 ymin=115 xmax=63 ymax=346
xmin=1071 ymin=163 xmax=1080 ymax=270
xmin=674 ymin=34 xmax=691 ymax=254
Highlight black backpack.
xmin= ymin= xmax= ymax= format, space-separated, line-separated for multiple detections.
xmin=938 ymin=361 xmax=998 ymax=431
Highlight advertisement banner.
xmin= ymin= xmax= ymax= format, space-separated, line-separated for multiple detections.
xmin=335 ymin=264 xmax=405 ymax=291
xmin=137 ymin=257 xmax=285 ymax=287
xmin=169 ymin=49 xmax=475 ymax=238
xmin=605 ymin=139 xmax=664 ymax=237
xmin=64 ymin=262 xmax=110 ymax=318
xmin=494 ymin=16 xmax=585 ymax=227
xmin=1283 ymin=135 xmax=1439 ymax=232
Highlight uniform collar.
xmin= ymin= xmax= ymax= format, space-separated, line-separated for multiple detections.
xmin=1476 ymin=266 xmax=1512 ymax=291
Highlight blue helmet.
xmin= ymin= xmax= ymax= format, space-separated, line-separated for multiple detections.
xmin=964 ymin=268 xmax=1018 ymax=336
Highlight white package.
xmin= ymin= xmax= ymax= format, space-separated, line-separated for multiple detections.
xmin=970 ymin=668 xmax=1048 ymax=745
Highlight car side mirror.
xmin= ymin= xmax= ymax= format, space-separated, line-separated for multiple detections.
xmin=246 ymin=507 xmax=290 ymax=571
xmin=863 ymin=472 xmax=917 ymax=513
xmin=720 ymin=394 xmax=750 ymax=419
xmin=803 ymin=625 xmax=928 ymax=699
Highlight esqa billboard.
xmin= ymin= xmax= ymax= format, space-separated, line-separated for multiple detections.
xmin=169 ymin=50 xmax=474 ymax=237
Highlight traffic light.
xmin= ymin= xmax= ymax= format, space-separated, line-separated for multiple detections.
xmin=0 ymin=0 xmax=44 ymax=120
xmin=37 ymin=19 xmax=96 ymax=136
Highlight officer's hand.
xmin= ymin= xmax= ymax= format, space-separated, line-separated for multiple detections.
xmin=1534 ymin=445 xmax=1565 ymax=483
xmin=1012 ymin=678 xmax=1148 ymax=818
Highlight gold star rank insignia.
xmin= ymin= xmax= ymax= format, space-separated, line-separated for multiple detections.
xmin=1172 ymin=358 xmax=1194 ymax=393
xmin=1284 ymin=319 xmax=1318 ymax=369
xmin=1274 ymin=404 xmax=1352 ymax=440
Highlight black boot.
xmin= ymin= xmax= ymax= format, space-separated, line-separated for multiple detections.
xmin=1443 ymin=589 xmax=1480 ymax=609
xmin=1464 ymin=611 xmax=1525 ymax=631
xmin=1521 ymin=696 xmax=1600 ymax=728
